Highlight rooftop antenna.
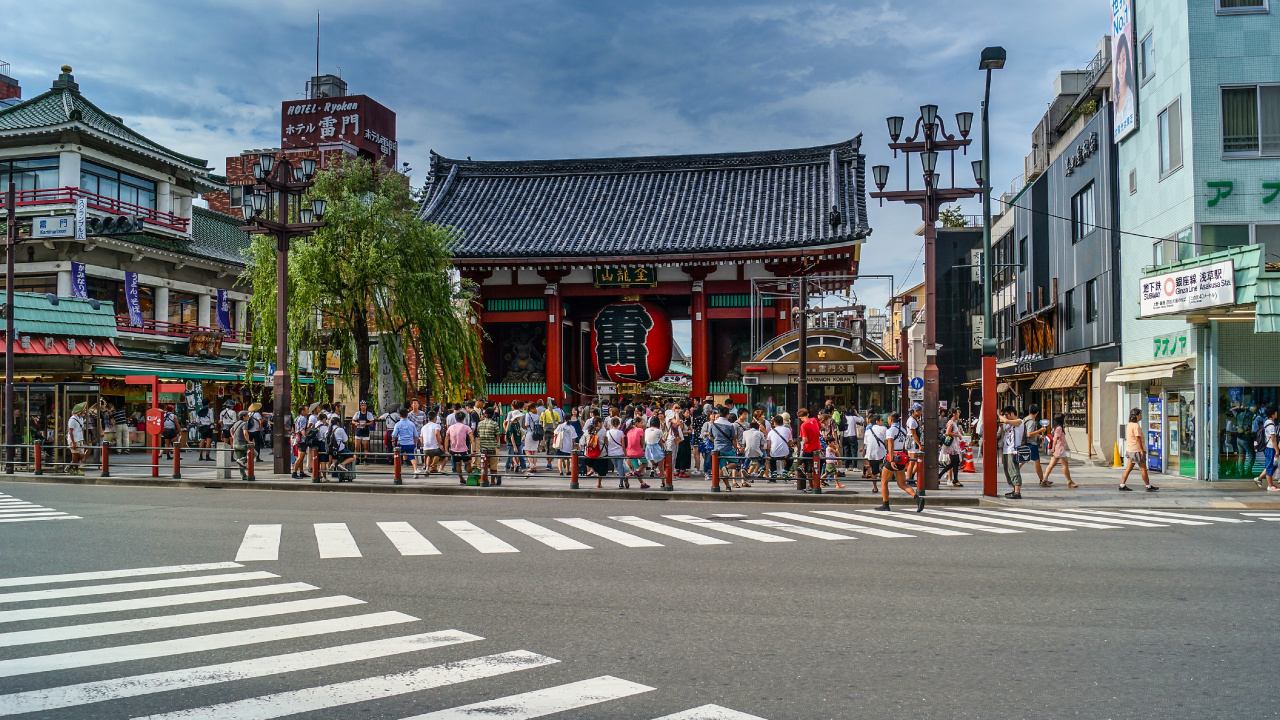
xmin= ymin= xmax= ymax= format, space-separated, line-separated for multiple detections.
xmin=315 ymin=11 xmax=320 ymax=78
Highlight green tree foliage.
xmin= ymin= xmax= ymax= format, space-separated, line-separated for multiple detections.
xmin=241 ymin=156 xmax=484 ymax=408
xmin=938 ymin=205 xmax=969 ymax=228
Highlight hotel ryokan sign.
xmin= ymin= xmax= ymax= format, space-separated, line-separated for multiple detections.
xmin=281 ymin=95 xmax=397 ymax=164
xmin=1140 ymin=259 xmax=1235 ymax=317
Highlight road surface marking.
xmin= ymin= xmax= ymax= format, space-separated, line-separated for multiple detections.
xmin=135 ymin=650 xmax=559 ymax=720
xmin=868 ymin=510 xmax=1021 ymax=534
xmin=439 ymin=520 xmax=520 ymax=553
xmin=1071 ymin=509 xmax=1210 ymax=526
xmin=0 ymin=511 xmax=72 ymax=519
xmin=399 ymin=675 xmax=654 ymax=720
xmin=0 ymin=515 xmax=81 ymax=524
xmin=663 ymin=515 xmax=793 ymax=542
xmin=764 ymin=512 xmax=913 ymax=538
xmin=0 ymin=582 xmax=318 ymax=625
xmin=0 ymin=630 xmax=481 ymax=716
xmin=0 ymin=562 xmax=243 ymax=589
xmin=555 ymin=518 xmax=664 ymax=547
xmin=497 ymin=519 xmax=593 ymax=550
xmin=652 ymin=704 xmax=770 ymax=719
xmin=235 ymin=525 xmax=282 ymax=562
xmin=1241 ymin=512 xmax=1280 ymax=517
xmin=0 ymin=610 xmax=417 ymax=678
xmin=609 ymin=516 xmax=731 ymax=545
xmin=377 ymin=521 xmax=442 ymax=555
xmin=742 ymin=518 xmax=856 ymax=540
xmin=314 ymin=523 xmax=362 ymax=558
xmin=816 ymin=510 xmax=969 ymax=536
xmin=954 ymin=508 xmax=1120 ymax=529
xmin=1004 ymin=508 xmax=1166 ymax=527
xmin=1124 ymin=509 xmax=1251 ymax=523
xmin=919 ymin=509 xmax=1073 ymax=532
xmin=0 ymin=571 xmax=278 ymax=604
xmin=0 ymin=595 xmax=364 ymax=647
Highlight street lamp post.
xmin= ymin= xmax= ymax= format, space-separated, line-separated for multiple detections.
xmin=4 ymin=183 xmax=17 ymax=474
xmin=978 ymin=46 xmax=1007 ymax=498
xmin=870 ymin=106 xmax=980 ymax=492
xmin=240 ymin=154 xmax=326 ymax=474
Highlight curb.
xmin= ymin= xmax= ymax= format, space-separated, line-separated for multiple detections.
xmin=0 ymin=474 xmax=981 ymax=506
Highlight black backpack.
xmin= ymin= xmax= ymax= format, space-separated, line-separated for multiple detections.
xmin=325 ymin=427 xmax=344 ymax=456
xmin=1256 ymin=420 xmax=1273 ymax=452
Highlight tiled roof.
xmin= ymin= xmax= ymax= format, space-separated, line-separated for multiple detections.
xmin=0 ymin=86 xmax=208 ymax=169
xmin=418 ymin=139 xmax=870 ymax=260
xmin=117 ymin=207 xmax=252 ymax=267
xmin=6 ymin=292 xmax=119 ymax=338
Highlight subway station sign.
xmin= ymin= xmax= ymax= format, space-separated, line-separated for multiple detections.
xmin=1140 ymin=259 xmax=1235 ymax=317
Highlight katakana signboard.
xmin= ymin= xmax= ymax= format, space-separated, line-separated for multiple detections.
xmin=281 ymin=95 xmax=397 ymax=164
xmin=591 ymin=301 xmax=672 ymax=384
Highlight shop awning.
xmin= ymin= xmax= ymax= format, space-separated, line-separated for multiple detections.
xmin=1030 ymin=364 xmax=1089 ymax=391
xmin=1 ymin=334 xmax=121 ymax=357
xmin=1105 ymin=359 xmax=1189 ymax=383
xmin=93 ymin=365 xmax=321 ymax=384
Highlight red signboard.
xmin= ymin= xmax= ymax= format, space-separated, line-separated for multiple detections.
xmin=281 ymin=95 xmax=397 ymax=163
xmin=145 ymin=408 xmax=163 ymax=436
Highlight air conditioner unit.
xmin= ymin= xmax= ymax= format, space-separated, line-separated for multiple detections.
xmin=742 ymin=376 xmax=760 ymax=386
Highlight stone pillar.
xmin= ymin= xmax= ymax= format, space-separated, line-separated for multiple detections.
xmin=58 ymin=151 xmax=81 ymax=190
xmin=56 ymin=270 xmax=72 ymax=297
xmin=544 ymin=283 xmax=562 ymax=403
xmin=154 ymin=286 xmax=169 ymax=326
xmin=197 ymin=294 xmax=211 ymax=329
xmin=691 ymin=279 xmax=709 ymax=400
xmin=157 ymin=180 xmax=172 ymax=214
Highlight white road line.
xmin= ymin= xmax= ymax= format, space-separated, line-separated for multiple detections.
xmin=663 ymin=515 xmax=794 ymax=543
xmin=0 ymin=562 xmax=243 ymax=589
xmin=652 ymin=704 xmax=769 ymax=719
xmin=953 ymin=508 xmax=1119 ymax=529
xmin=497 ymin=519 xmax=593 ymax=550
xmin=742 ymin=518 xmax=856 ymax=540
xmin=235 ymin=525 xmax=282 ymax=562
xmin=0 ymin=571 xmax=278 ymax=604
xmin=1004 ymin=508 xmax=1167 ymax=527
xmin=0 ymin=630 xmax=482 ymax=716
xmin=610 ymin=516 xmax=731 ymax=545
xmin=377 ymin=522 xmax=442 ymax=555
xmin=815 ymin=510 xmax=969 ymax=536
xmin=1255 ymin=517 xmax=1280 ymax=521
xmin=872 ymin=510 xmax=1021 ymax=534
xmin=0 ymin=595 xmax=364 ymax=648
xmin=1124 ymin=509 xmax=1251 ymax=523
xmin=0 ymin=582 xmax=318 ymax=624
xmin=0 ymin=504 xmax=47 ymax=510
xmin=134 ymin=650 xmax=558 ymax=720
xmin=921 ymin=509 xmax=1073 ymax=531
xmin=439 ymin=520 xmax=521 ymax=553
xmin=0 ymin=511 xmax=69 ymax=519
xmin=763 ymin=511 xmax=913 ymax=538
xmin=313 ymin=523 xmax=362 ymax=558
xmin=400 ymin=675 xmax=654 ymax=720
xmin=0 ymin=610 xmax=416 ymax=679
xmin=555 ymin=518 xmax=664 ymax=547
xmin=1071 ymin=509 xmax=1210 ymax=526
xmin=1241 ymin=512 xmax=1280 ymax=516
xmin=0 ymin=515 xmax=81 ymax=524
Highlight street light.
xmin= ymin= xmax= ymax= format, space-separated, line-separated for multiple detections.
xmin=872 ymin=164 xmax=890 ymax=191
xmin=886 ymin=116 xmax=904 ymax=143
xmin=978 ymin=45 xmax=1007 ymax=499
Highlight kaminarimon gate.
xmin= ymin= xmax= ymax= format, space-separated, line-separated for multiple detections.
xmin=416 ymin=138 xmax=872 ymax=406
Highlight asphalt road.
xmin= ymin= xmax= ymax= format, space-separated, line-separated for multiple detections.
xmin=0 ymin=481 xmax=1277 ymax=720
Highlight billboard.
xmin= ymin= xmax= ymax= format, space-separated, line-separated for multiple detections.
xmin=1139 ymin=259 xmax=1236 ymax=317
xmin=281 ymin=95 xmax=397 ymax=164
xmin=1111 ymin=0 xmax=1138 ymax=142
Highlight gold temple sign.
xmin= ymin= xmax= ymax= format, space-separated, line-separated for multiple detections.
xmin=594 ymin=267 xmax=658 ymax=289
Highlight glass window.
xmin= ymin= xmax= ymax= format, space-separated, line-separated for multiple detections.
xmin=1153 ymin=239 xmax=1165 ymax=266
xmin=1064 ymin=289 xmax=1075 ymax=330
xmin=1139 ymin=32 xmax=1155 ymax=83
xmin=0 ymin=157 xmax=60 ymax=194
xmin=1223 ymin=87 xmax=1258 ymax=153
xmin=79 ymin=160 xmax=157 ymax=210
xmin=1202 ymin=224 xmax=1250 ymax=254
xmin=1071 ymin=182 xmax=1096 ymax=242
xmin=169 ymin=291 xmax=199 ymax=326
xmin=1 ymin=274 xmax=57 ymax=295
xmin=1019 ymin=237 xmax=1028 ymax=271
xmin=229 ymin=186 xmax=243 ymax=207
xmin=1158 ymin=99 xmax=1183 ymax=175
xmin=1086 ymin=279 xmax=1098 ymax=323
xmin=1175 ymin=227 xmax=1195 ymax=261
xmin=1257 ymin=224 xmax=1280 ymax=271
xmin=1218 ymin=0 xmax=1268 ymax=13
xmin=86 ymin=278 xmax=128 ymax=316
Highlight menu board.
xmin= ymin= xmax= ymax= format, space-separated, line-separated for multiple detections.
xmin=1147 ymin=396 xmax=1163 ymax=472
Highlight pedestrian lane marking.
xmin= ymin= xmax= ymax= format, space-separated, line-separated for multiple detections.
xmin=439 ymin=520 xmax=521 ymax=553
xmin=952 ymin=508 xmax=1120 ymax=530
xmin=556 ymin=517 xmax=664 ymax=547
xmin=0 ymin=610 xmax=417 ymax=678
xmin=0 ymin=582 xmax=318 ymax=624
xmin=921 ymin=509 xmax=1074 ymax=532
xmin=865 ymin=509 xmax=1020 ymax=534
xmin=404 ymin=675 xmax=653 ymax=720
xmin=0 ymin=630 xmax=483 ymax=716
xmin=0 ymin=492 xmax=80 ymax=523
xmin=236 ymin=525 xmax=282 ymax=562
xmin=763 ymin=512 xmax=913 ymax=538
xmin=742 ymin=518 xmax=857 ymax=540
xmin=1125 ymin=508 xmax=1252 ymax=523
xmin=0 ymin=571 xmax=279 ymax=604
xmin=0 ymin=514 xmax=81 ymax=523
xmin=498 ymin=518 xmax=593 ymax=550
xmin=0 ymin=561 xmax=244 ymax=589
xmin=653 ymin=704 xmax=770 ymax=719
xmin=314 ymin=523 xmax=362 ymax=558
xmin=378 ymin=521 xmax=443 ymax=555
xmin=1003 ymin=508 xmax=1166 ymax=527
xmin=1073 ymin=509 xmax=1210 ymax=526
xmin=816 ymin=509 xmax=969 ymax=536
xmin=663 ymin=515 xmax=794 ymax=542
xmin=610 ymin=515 xmax=732 ymax=545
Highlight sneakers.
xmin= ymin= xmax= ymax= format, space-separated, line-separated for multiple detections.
xmin=1145 ymin=485 xmax=1159 ymax=492
xmin=1003 ymin=490 xmax=1022 ymax=499
xmin=874 ymin=502 xmax=890 ymax=511
xmin=1118 ymin=485 xmax=1133 ymax=492
xmin=915 ymin=493 xmax=926 ymax=513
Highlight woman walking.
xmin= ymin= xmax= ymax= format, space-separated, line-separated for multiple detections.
xmin=1042 ymin=413 xmax=1077 ymax=488
xmin=874 ymin=412 xmax=921 ymax=512
xmin=942 ymin=408 xmax=964 ymax=487
xmin=1119 ymin=408 xmax=1159 ymax=492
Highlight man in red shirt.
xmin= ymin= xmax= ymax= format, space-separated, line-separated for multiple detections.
xmin=798 ymin=408 xmax=822 ymax=493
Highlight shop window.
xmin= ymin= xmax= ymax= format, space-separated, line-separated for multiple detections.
xmin=1201 ymin=224 xmax=1250 ymax=255
xmin=86 ymin=277 xmax=126 ymax=316
xmin=0 ymin=158 xmax=59 ymax=193
xmin=169 ymin=291 xmax=199 ymax=326
xmin=1071 ymin=182 xmax=1096 ymax=242
xmin=1158 ymin=98 xmax=1183 ymax=176
xmin=80 ymin=160 xmax=157 ymax=210
xmin=1086 ymin=279 xmax=1098 ymax=323
xmin=1 ymin=274 xmax=57 ymax=295
xmin=136 ymin=286 xmax=155 ymax=321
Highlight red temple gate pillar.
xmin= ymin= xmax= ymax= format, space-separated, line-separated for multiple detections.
xmin=689 ymin=276 xmax=709 ymax=400
xmin=537 ymin=272 xmax=569 ymax=403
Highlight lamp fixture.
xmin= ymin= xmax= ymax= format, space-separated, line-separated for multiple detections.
xmin=955 ymin=111 xmax=974 ymax=138
xmin=299 ymin=206 xmax=314 ymax=224
xmin=920 ymin=104 xmax=939 ymax=128
xmin=292 ymin=166 xmax=303 ymax=182
xmin=242 ymin=201 xmax=255 ymax=219
xmin=972 ymin=159 xmax=985 ymax=187
xmin=258 ymin=153 xmax=275 ymax=175
xmin=251 ymin=191 xmax=266 ymax=212
xmin=311 ymin=198 xmax=327 ymax=219
xmin=872 ymin=164 xmax=890 ymax=191
xmin=251 ymin=163 xmax=263 ymax=180
xmin=979 ymin=46 xmax=1007 ymax=71
xmin=300 ymin=158 xmax=316 ymax=178
xmin=886 ymin=116 xmax=904 ymax=143
xmin=920 ymin=151 xmax=939 ymax=175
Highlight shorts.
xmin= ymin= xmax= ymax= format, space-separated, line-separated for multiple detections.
xmin=868 ymin=459 xmax=883 ymax=475
xmin=717 ymin=453 xmax=738 ymax=468
xmin=198 ymin=426 xmax=213 ymax=440
xmin=354 ymin=429 xmax=370 ymax=438
xmin=1026 ymin=444 xmax=1041 ymax=462
xmin=317 ymin=451 xmax=329 ymax=463
xmin=220 ymin=430 xmax=231 ymax=442
xmin=1126 ymin=451 xmax=1144 ymax=464
xmin=1266 ymin=448 xmax=1277 ymax=477
xmin=424 ymin=448 xmax=445 ymax=458
xmin=399 ymin=444 xmax=416 ymax=457
xmin=162 ymin=428 xmax=178 ymax=441
xmin=451 ymin=452 xmax=470 ymax=470
xmin=332 ymin=450 xmax=352 ymax=464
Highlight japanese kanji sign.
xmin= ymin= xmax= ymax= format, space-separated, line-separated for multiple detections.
xmin=591 ymin=301 xmax=672 ymax=383
xmin=1140 ymin=259 xmax=1235 ymax=317
xmin=593 ymin=267 xmax=658 ymax=289
xmin=280 ymin=95 xmax=397 ymax=164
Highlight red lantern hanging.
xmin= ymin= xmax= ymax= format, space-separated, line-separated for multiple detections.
xmin=590 ymin=301 xmax=673 ymax=384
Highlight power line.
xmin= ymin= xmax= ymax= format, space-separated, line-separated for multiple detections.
xmin=1001 ymin=200 xmax=1208 ymax=248
xmin=894 ymin=242 xmax=925 ymax=295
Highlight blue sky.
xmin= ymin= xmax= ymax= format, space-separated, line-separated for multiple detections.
xmin=3 ymin=0 xmax=1109 ymax=340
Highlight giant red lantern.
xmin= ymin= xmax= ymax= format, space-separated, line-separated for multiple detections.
xmin=591 ymin=301 xmax=672 ymax=384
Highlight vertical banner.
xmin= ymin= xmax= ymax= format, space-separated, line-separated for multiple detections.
xmin=74 ymin=196 xmax=87 ymax=240
xmin=1111 ymin=0 xmax=1138 ymax=142
xmin=70 ymin=261 xmax=88 ymax=299
xmin=215 ymin=289 xmax=233 ymax=332
xmin=124 ymin=271 xmax=143 ymax=327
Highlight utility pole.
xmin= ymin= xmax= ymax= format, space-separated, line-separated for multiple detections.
xmin=979 ymin=46 xmax=1007 ymax=498
xmin=4 ymin=182 xmax=15 ymax=474
xmin=796 ymin=273 xmax=808 ymax=491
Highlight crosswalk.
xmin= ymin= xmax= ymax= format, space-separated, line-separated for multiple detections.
xmin=0 ymin=561 xmax=769 ymax=719
xmin=232 ymin=508 xmax=1259 ymax=561
xmin=0 ymin=491 xmax=80 ymax=523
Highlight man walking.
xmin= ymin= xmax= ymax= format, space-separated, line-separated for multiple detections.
xmin=66 ymin=402 xmax=88 ymax=476
xmin=798 ymin=408 xmax=822 ymax=493
xmin=1000 ymin=406 xmax=1027 ymax=499
xmin=1260 ymin=406 xmax=1280 ymax=491
xmin=476 ymin=407 xmax=502 ymax=484
xmin=195 ymin=400 xmax=215 ymax=461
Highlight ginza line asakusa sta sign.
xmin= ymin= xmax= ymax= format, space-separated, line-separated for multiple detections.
xmin=1139 ymin=259 xmax=1235 ymax=317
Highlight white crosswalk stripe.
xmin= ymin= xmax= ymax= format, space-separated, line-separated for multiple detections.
xmin=742 ymin=518 xmax=856 ymax=540
xmin=0 ymin=514 xmax=81 ymax=523
xmin=0 ymin=582 xmax=318 ymax=624
xmin=1125 ymin=508 xmax=1252 ymax=523
xmin=0 ymin=571 xmax=278 ymax=604
xmin=1071 ymin=509 xmax=1211 ymax=526
xmin=0 ymin=561 xmax=243 ymax=589
xmin=236 ymin=525 xmax=282 ymax=561
xmin=815 ymin=510 xmax=969 ymax=536
xmin=398 ymin=675 xmax=653 ymax=720
xmin=314 ymin=523 xmax=362 ymax=558
xmin=663 ymin=515 xmax=794 ymax=542
xmin=439 ymin=520 xmax=521 ymax=553
xmin=1003 ymin=508 xmax=1167 ymax=527
xmin=378 ymin=521 xmax=443 ymax=555
xmin=610 ymin=515 xmax=732 ymax=545
xmin=952 ymin=508 xmax=1120 ymax=530
xmin=497 ymin=519 xmax=593 ymax=550
xmin=764 ymin=511 xmax=914 ymax=538
xmin=921 ymin=509 xmax=1074 ymax=532
xmin=0 ymin=492 xmax=80 ymax=523
xmin=556 ymin=517 xmax=664 ymax=547
xmin=872 ymin=509 xmax=1021 ymax=534
xmin=653 ymin=704 xmax=770 ymax=719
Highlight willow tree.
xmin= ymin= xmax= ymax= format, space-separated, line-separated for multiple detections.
xmin=242 ymin=156 xmax=484 ymax=406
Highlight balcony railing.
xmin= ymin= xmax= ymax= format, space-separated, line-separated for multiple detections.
xmin=0 ymin=186 xmax=190 ymax=233
xmin=115 ymin=315 xmax=248 ymax=344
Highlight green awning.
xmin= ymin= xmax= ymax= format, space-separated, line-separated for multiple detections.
xmin=93 ymin=365 xmax=323 ymax=384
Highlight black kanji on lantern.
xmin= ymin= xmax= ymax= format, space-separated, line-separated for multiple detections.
xmin=595 ymin=304 xmax=655 ymax=382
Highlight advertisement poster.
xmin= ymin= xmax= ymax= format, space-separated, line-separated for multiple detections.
xmin=1147 ymin=396 xmax=1163 ymax=472
xmin=124 ymin=271 xmax=143 ymax=327
xmin=216 ymin=289 xmax=233 ymax=332
xmin=70 ymin=261 xmax=88 ymax=299
xmin=1111 ymin=0 xmax=1138 ymax=142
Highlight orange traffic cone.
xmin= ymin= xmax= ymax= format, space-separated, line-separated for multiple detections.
xmin=961 ymin=441 xmax=976 ymax=473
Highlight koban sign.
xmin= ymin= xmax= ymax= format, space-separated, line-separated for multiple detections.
xmin=1140 ymin=259 xmax=1235 ymax=317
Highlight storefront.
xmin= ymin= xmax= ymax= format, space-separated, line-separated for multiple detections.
xmin=740 ymin=328 xmax=900 ymax=415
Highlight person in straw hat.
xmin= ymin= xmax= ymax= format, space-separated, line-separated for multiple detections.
xmin=246 ymin=402 xmax=263 ymax=462
xmin=67 ymin=402 xmax=88 ymax=475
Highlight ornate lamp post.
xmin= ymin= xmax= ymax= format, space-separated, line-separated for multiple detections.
xmin=870 ymin=106 xmax=980 ymax=492
xmin=240 ymin=154 xmax=326 ymax=474
xmin=978 ymin=46 xmax=1007 ymax=497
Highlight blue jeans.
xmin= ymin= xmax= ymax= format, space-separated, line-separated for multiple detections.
xmin=612 ymin=458 xmax=630 ymax=479
xmin=505 ymin=442 xmax=526 ymax=471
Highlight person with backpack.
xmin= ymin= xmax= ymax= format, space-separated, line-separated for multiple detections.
xmin=941 ymin=408 xmax=964 ymax=487
xmin=390 ymin=411 xmax=419 ymax=477
xmin=863 ymin=413 xmax=886 ymax=494
xmin=327 ymin=417 xmax=355 ymax=482
xmin=290 ymin=406 xmax=313 ymax=479
xmin=66 ymin=402 xmax=88 ymax=476
xmin=160 ymin=405 xmax=181 ymax=460
xmin=1256 ymin=406 xmax=1280 ymax=491
xmin=218 ymin=401 xmax=237 ymax=449
xmin=194 ymin=401 xmax=215 ymax=461
xmin=875 ymin=411 xmax=921 ymax=511
xmin=1000 ymin=406 xmax=1028 ymax=499
xmin=229 ymin=410 xmax=254 ymax=481
xmin=766 ymin=414 xmax=793 ymax=481
xmin=1023 ymin=404 xmax=1050 ymax=486
xmin=504 ymin=400 xmax=527 ymax=473
xmin=540 ymin=400 xmax=563 ymax=471
xmin=583 ymin=417 xmax=607 ymax=487
xmin=523 ymin=404 xmax=543 ymax=473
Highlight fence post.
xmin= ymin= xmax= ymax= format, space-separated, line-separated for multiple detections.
xmin=172 ymin=440 xmax=181 ymax=480
xmin=570 ymin=450 xmax=579 ymax=489
xmin=151 ymin=438 xmax=159 ymax=478
xmin=480 ymin=452 xmax=489 ymax=486
xmin=810 ymin=454 xmax=822 ymax=494
xmin=710 ymin=450 xmax=720 ymax=492
xmin=246 ymin=446 xmax=256 ymax=482
xmin=33 ymin=440 xmax=42 ymax=475
xmin=100 ymin=441 xmax=110 ymax=478
xmin=393 ymin=447 xmax=402 ymax=485
xmin=663 ymin=453 xmax=673 ymax=491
